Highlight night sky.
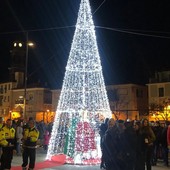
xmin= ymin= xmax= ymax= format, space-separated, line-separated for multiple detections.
xmin=0 ymin=0 xmax=170 ymax=88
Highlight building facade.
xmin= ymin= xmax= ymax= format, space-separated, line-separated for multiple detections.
xmin=107 ymin=84 xmax=148 ymax=120
xmin=0 ymin=82 xmax=149 ymax=122
xmin=12 ymin=87 xmax=54 ymax=122
xmin=0 ymin=83 xmax=58 ymax=122
xmin=0 ymin=82 xmax=17 ymax=118
xmin=147 ymin=70 xmax=170 ymax=121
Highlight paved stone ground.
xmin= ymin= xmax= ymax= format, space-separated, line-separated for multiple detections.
xmin=11 ymin=147 xmax=169 ymax=170
xmin=42 ymin=165 xmax=100 ymax=170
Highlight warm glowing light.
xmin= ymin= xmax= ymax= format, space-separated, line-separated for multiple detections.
xmin=28 ymin=42 xmax=34 ymax=47
xmin=14 ymin=43 xmax=17 ymax=47
xmin=167 ymin=105 xmax=170 ymax=110
xmin=47 ymin=0 xmax=111 ymax=165
xmin=11 ymin=112 xmax=20 ymax=119
xmin=19 ymin=43 xmax=22 ymax=47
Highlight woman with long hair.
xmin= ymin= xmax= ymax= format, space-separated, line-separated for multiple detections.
xmin=140 ymin=118 xmax=156 ymax=170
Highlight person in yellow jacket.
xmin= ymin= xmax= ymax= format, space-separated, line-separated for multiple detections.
xmin=22 ymin=119 xmax=39 ymax=170
xmin=0 ymin=119 xmax=16 ymax=170
xmin=0 ymin=117 xmax=5 ymax=159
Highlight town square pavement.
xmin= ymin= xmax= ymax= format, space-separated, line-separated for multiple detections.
xmin=11 ymin=147 xmax=169 ymax=170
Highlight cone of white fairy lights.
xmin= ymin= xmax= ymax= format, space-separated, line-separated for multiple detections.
xmin=47 ymin=0 xmax=111 ymax=164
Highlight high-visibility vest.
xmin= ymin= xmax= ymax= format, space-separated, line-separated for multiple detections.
xmin=23 ymin=127 xmax=39 ymax=148
xmin=0 ymin=126 xmax=15 ymax=146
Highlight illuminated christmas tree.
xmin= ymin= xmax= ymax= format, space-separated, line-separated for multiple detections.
xmin=47 ymin=0 xmax=111 ymax=164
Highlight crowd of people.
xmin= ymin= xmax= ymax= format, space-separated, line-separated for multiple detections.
xmin=99 ymin=117 xmax=170 ymax=170
xmin=0 ymin=117 xmax=52 ymax=170
xmin=0 ymin=115 xmax=170 ymax=170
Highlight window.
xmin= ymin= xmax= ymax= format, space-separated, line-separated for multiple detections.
xmin=0 ymin=86 xmax=3 ymax=94
xmin=4 ymin=85 xmax=7 ymax=93
xmin=8 ymin=84 xmax=11 ymax=90
xmin=44 ymin=90 xmax=52 ymax=104
xmin=0 ymin=96 xmax=3 ymax=106
xmin=158 ymin=87 xmax=164 ymax=97
xmin=15 ymin=96 xmax=24 ymax=104
xmin=107 ymin=89 xmax=119 ymax=101
xmin=136 ymin=89 xmax=143 ymax=98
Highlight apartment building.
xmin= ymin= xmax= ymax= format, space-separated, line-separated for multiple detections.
xmin=12 ymin=87 xmax=54 ymax=122
xmin=107 ymin=84 xmax=148 ymax=120
xmin=0 ymin=83 xmax=57 ymax=122
xmin=0 ymin=81 xmax=17 ymax=118
xmin=147 ymin=70 xmax=170 ymax=121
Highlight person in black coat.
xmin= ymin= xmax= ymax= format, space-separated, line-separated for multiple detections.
xmin=123 ymin=120 xmax=137 ymax=170
xmin=134 ymin=121 xmax=145 ymax=170
xmin=140 ymin=118 xmax=156 ymax=170
xmin=102 ymin=119 xmax=126 ymax=170
xmin=161 ymin=123 xmax=169 ymax=167
xmin=152 ymin=121 xmax=163 ymax=165
xmin=99 ymin=118 xmax=109 ymax=169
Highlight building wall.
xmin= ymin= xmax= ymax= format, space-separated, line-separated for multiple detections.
xmin=0 ymin=82 xmax=17 ymax=118
xmin=148 ymin=82 xmax=170 ymax=104
xmin=11 ymin=88 xmax=53 ymax=120
xmin=147 ymin=70 xmax=170 ymax=121
xmin=0 ymin=82 xmax=60 ymax=121
xmin=51 ymin=89 xmax=61 ymax=113
xmin=107 ymin=84 xmax=148 ymax=120
xmin=0 ymin=81 xmax=149 ymax=122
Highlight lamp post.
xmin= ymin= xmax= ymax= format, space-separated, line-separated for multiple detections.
xmin=23 ymin=32 xmax=34 ymax=120
xmin=46 ymin=109 xmax=49 ymax=123
xmin=9 ymin=110 xmax=12 ymax=119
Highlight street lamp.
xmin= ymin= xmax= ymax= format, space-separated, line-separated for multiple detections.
xmin=23 ymin=32 xmax=35 ymax=120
